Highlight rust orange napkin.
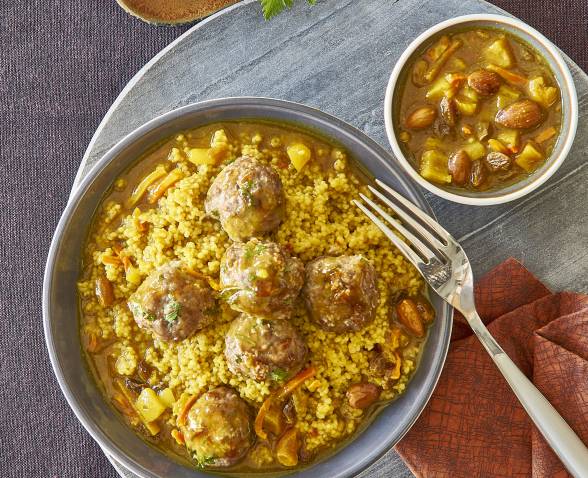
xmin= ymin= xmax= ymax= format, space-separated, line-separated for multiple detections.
xmin=395 ymin=258 xmax=588 ymax=478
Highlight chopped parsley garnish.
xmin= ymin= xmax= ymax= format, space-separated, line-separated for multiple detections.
xmin=248 ymin=272 xmax=257 ymax=282
xmin=195 ymin=455 xmax=217 ymax=469
xmin=128 ymin=302 xmax=156 ymax=322
xmin=235 ymin=355 xmax=243 ymax=364
xmin=239 ymin=180 xmax=255 ymax=205
xmin=244 ymin=242 xmax=266 ymax=262
xmin=244 ymin=244 xmax=256 ymax=260
xmin=163 ymin=295 xmax=182 ymax=323
xmin=270 ymin=368 xmax=289 ymax=382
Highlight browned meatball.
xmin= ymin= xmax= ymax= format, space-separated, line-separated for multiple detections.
xmin=220 ymin=238 xmax=304 ymax=319
xmin=225 ymin=314 xmax=307 ymax=382
xmin=205 ymin=156 xmax=285 ymax=242
xmin=180 ymin=386 xmax=253 ymax=467
xmin=303 ymin=255 xmax=379 ymax=333
xmin=127 ymin=261 xmax=217 ymax=341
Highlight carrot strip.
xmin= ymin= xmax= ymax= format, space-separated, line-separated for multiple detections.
xmin=121 ymin=256 xmax=132 ymax=272
xmin=148 ymin=169 xmax=185 ymax=204
xmin=424 ymin=39 xmax=462 ymax=82
xmin=126 ymin=165 xmax=167 ymax=208
xmin=486 ymin=64 xmax=527 ymax=86
xmin=102 ymin=255 xmax=122 ymax=266
xmin=254 ymin=366 xmax=316 ymax=439
xmin=254 ymin=396 xmax=274 ymax=440
xmin=171 ymin=429 xmax=185 ymax=445
xmin=177 ymin=395 xmax=198 ymax=427
xmin=276 ymin=366 xmax=316 ymax=401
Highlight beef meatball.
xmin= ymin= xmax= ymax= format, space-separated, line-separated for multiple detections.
xmin=220 ymin=238 xmax=304 ymax=319
xmin=180 ymin=386 xmax=254 ymax=467
xmin=303 ymin=255 xmax=379 ymax=333
xmin=225 ymin=314 xmax=307 ymax=382
xmin=205 ymin=156 xmax=285 ymax=241
xmin=127 ymin=261 xmax=217 ymax=341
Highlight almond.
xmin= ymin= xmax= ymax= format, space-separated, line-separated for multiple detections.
xmin=495 ymin=99 xmax=543 ymax=129
xmin=467 ymin=69 xmax=501 ymax=95
xmin=346 ymin=383 xmax=381 ymax=409
xmin=448 ymin=149 xmax=471 ymax=185
xmin=405 ymin=106 xmax=437 ymax=130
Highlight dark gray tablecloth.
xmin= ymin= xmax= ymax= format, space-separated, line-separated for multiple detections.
xmin=1 ymin=1 xmax=586 ymax=477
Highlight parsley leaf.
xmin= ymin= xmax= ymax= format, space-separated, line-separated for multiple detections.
xmin=196 ymin=455 xmax=217 ymax=469
xmin=260 ymin=0 xmax=314 ymax=21
xmin=128 ymin=302 xmax=156 ymax=322
xmin=163 ymin=295 xmax=182 ymax=323
xmin=244 ymin=244 xmax=256 ymax=260
xmin=239 ymin=179 xmax=255 ymax=205
xmin=270 ymin=367 xmax=289 ymax=382
xmin=260 ymin=0 xmax=292 ymax=20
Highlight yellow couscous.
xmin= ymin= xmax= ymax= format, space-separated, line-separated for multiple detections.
xmin=78 ymin=121 xmax=432 ymax=471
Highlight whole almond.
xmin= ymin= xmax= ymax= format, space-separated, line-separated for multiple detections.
xmin=495 ymin=99 xmax=543 ymax=129
xmin=448 ymin=149 xmax=471 ymax=185
xmin=467 ymin=69 xmax=501 ymax=96
xmin=346 ymin=382 xmax=381 ymax=409
xmin=405 ymin=106 xmax=436 ymax=130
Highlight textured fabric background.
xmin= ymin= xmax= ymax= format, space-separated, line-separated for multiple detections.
xmin=1 ymin=1 xmax=586 ymax=477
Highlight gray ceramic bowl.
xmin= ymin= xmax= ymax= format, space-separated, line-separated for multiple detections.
xmin=43 ymin=97 xmax=452 ymax=478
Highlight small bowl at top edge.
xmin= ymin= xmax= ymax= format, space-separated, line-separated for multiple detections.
xmin=384 ymin=13 xmax=578 ymax=206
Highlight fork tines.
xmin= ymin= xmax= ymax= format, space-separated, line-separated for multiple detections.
xmin=353 ymin=179 xmax=451 ymax=268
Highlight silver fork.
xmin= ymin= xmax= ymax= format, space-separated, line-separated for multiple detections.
xmin=354 ymin=179 xmax=588 ymax=478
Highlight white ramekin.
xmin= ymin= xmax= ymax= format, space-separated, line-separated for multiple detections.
xmin=384 ymin=14 xmax=578 ymax=206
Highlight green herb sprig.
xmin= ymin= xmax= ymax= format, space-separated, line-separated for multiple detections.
xmin=270 ymin=367 xmax=289 ymax=382
xmin=260 ymin=0 xmax=316 ymax=20
xmin=163 ymin=296 xmax=182 ymax=323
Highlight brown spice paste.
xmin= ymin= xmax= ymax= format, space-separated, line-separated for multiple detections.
xmin=117 ymin=0 xmax=238 ymax=24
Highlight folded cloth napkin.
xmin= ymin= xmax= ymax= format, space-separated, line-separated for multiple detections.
xmin=395 ymin=258 xmax=588 ymax=478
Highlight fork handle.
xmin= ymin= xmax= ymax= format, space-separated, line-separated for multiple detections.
xmin=469 ymin=313 xmax=588 ymax=478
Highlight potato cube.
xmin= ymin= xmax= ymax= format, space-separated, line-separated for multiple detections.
xmin=462 ymin=140 xmax=486 ymax=160
xmin=497 ymin=130 xmax=520 ymax=151
xmin=516 ymin=142 xmax=544 ymax=172
xmin=287 ymin=143 xmax=312 ymax=171
xmin=528 ymin=76 xmax=559 ymax=107
xmin=488 ymin=139 xmax=509 ymax=154
xmin=187 ymin=148 xmax=216 ymax=165
xmin=420 ymin=150 xmax=451 ymax=184
xmin=135 ymin=388 xmax=166 ymax=423
xmin=455 ymin=97 xmax=478 ymax=116
xmin=484 ymin=37 xmax=514 ymax=68
xmin=426 ymin=77 xmax=453 ymax=100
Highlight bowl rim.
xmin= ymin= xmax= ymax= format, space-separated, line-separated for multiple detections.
xmin=384 ymin=13 xmax=579 ymax=206
xmin=43 ymin=97 xmax=453 ymax=478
